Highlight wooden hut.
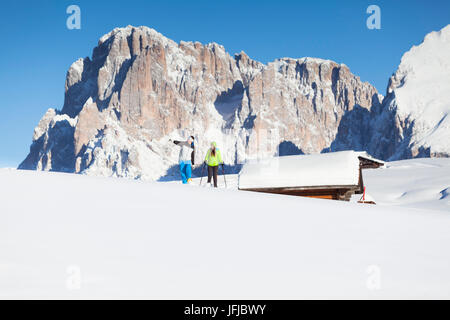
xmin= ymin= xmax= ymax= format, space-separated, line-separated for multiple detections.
xmin=238 ymin=151 xmax=384 ymax=201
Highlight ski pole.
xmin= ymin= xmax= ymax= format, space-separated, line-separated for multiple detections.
xmin=221 ymin=164 xmax=227 ymax=188
xmin=199 ymin=163 xmax=206 ymax=186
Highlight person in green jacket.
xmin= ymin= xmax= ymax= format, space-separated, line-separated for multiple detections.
xmin=204 ymin=141 xmax=223 ymax=188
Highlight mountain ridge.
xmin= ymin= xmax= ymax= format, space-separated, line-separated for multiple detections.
xmin=19 ymin=24 xmax=450 ymax=180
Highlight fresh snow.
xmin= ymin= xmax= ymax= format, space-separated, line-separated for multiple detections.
xmin=1 ymin=157 xmax=450 ymax=299
xmin=360 ymin=158 xmax=450 ymax=212
xmin=390 ymin=24 xmax=450 ymax=154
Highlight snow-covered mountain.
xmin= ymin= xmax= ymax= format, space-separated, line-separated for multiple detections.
xmin=371 ymin=24 xmax=450 ymax=159
xmin=18 ymin=25 xmax=450 ymax=180
xmin=331 ymin=24 xmax=450 ymax=160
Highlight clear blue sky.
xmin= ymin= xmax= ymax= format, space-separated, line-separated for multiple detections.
xmin=0 ymin=0 xmax=449 ymax=167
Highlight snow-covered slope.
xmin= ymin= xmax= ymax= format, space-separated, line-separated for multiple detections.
xmin=393 ymin=26 xmax=450 ymax=120
xmin=1 ymin=165 xmax=450 ymax=299
xmin=361 ymin=158 xmax=450 ymax=211
xmin=372 ymin=24 xmax=450 ymax=159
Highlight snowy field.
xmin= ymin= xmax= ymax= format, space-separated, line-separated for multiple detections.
xmin=0 ymin=158 xmax=450 ymax=299
xmin=361 ymin=158 xmax=450 ymax=211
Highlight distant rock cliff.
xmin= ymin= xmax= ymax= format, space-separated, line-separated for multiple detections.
xmin=19 ymin=25 xmax=450 ymax=179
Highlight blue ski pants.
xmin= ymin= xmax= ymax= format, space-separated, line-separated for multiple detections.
xmin=179 ymin=161 xmax=192 ymax=184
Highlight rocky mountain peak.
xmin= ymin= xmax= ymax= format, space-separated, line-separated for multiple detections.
xmin=19 ymin=25 xmax=450 ymax=180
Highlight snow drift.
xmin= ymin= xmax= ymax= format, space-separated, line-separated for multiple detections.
xmin=1 ymin=163 xmax=450 ymax=299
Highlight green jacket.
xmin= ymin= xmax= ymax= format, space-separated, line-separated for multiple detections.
xmin=205 ymin=148 xmax=223 ymax=166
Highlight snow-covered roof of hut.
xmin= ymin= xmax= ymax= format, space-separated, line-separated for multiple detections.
xmin=238 ymin=151 xmax=379 ymax=190
xmin=355 ymin=151 xmax=385 ymax=165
